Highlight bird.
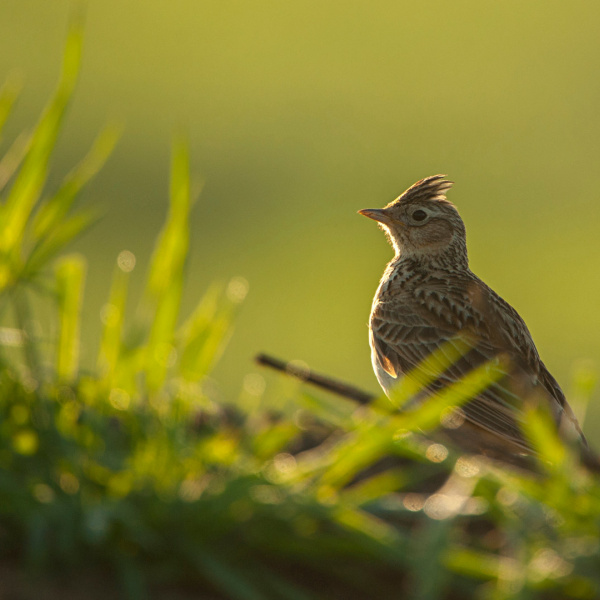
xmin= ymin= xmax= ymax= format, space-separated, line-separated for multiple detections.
xmin=358 ymin=174 xmax=590 ymax=469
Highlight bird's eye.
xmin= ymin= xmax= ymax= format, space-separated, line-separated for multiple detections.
xmin=412 ymin=209 xmax=428 ymax=222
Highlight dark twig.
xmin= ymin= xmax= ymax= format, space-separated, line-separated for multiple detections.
xmin=255 ymin=353 xmax=376 ymax=405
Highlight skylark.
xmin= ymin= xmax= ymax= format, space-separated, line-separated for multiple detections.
xmin=359 ymin=175 xmax=588 ymax=467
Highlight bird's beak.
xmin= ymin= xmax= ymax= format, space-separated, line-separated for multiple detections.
xmin=358 ymin=208 xmax=401 ymax=226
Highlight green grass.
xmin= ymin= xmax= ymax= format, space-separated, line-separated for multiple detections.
xmin=1 ymin=18 xmax=600 ymax=600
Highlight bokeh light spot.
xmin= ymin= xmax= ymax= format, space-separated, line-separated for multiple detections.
xmin=529 ymin=548 xmax=573 ymax=581
xmin=496 ymin=487 xmax=519 ymax=507
xmin=227 ymin=276 xmax=249 ymax=303
xmin=243 ymin=373 xmax=266 ymax=396
xmin=424 ymin=493 xmax=462 ymax=520
xmin=117 ymin=250 xmax=136 ymax=272
xmin=0 ymin=327 xmax=24 ymax=347
xmin=33 ymin=483 xmax=54 ymax=504
xmin=425 ymin=443 xmax=448 ymax=463
xmin=250 ymin=485 xmax=283 ymax=504
xmin=440 ymin=406 xmax=465 ymax=429
xmin=109 ymin=388 xmax=130 ymax=411
xmin=274 ymin=452 xmax=297 ymax=475
xmin=402 ymin=493 xmax=425 ymax=512
xmin=60 ymin=473 xmax=80 ymax=494
xmin=13 ymin=430 xmax=39 ymax=455
xmin=455 ymin=455 xmax=481 ymax=478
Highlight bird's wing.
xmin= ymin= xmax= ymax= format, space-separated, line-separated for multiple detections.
xmin=370 ymin=292 xmax=544 ymax=453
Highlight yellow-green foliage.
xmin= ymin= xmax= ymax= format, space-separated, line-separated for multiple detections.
xmin=0 ymin=19 xmax=599 ymax=600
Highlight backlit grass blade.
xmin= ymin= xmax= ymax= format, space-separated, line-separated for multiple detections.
xmin=55 ymin=254 xmax=86 ymax=382
xmin=0 ymin=17 xmax=83 ymax=256
xmin=31 ymin=125 xmax=120 ymax=243
xmin=330 ymin=504 xmax=406 ymax=557
xmin=97 ymin=254 xmax=132 ymax=379
xmin=143 ymin=136 xmax=192 ymax=391
xmin=315 ymin=359 xmax=505 ymax=490
xmin=178 ymin=280 xmax=245 ymax=381
xmin=298 ymin=390 xmax=361 ymax=428
xmin=183 ymin=305 xmax=233 ymax=379
xmin=144 ymin=135 xmax=191 ymax=299
xmin=0 ymin=75 xmax=21 ymax=143
xmin=177 ymin=283 xmax=221 ymax=381
xmin=396 ymin=357 xmax=506 ymax=433
xmin=568 ymin=360 xmax=597 ymax=430
xmin=381 ymin=337 xmax=473 ymax=411
xmin=251 ymin=421 xmax=299 ymax=460
xmin=24 ymin=210 xmax=98 ymax=277
xmin=444 ymin=546 xmax=505 ymax=581
xmin=316 ymin=420 xmax=396 ymax=490
xmin=0 ymin=133 xmax=30 ymax=194
xmin=342 ymin=469 xmax=408 ymax=507
xmin=521 ymin=402 xmax=568 ymax=471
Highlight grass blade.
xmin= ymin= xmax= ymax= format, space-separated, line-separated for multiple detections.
xmin=0 ymin=133 xmax=30 ymax=194
xmin=0 ymin=17 xmax=83 ymax=257
xmin=143 ymin=136 xmax=192 ymax=391
xmin=0 ymin=74 xmax=22 ymax=142
xmin=178 ymin=280 xmax=246 ymax=381
xmin=31 ymin=124 xmax=120 ymax=243
xmin=55 ymin=254 xmax=86 ymax=382
xmin=24 ymin=210 xmax=98 ymax=277
xmin=97 ymin=254 xmax=132 ymax=380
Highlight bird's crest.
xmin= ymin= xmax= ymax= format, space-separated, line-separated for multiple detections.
xmin=390 ymin=174 xmax=454 ymax=206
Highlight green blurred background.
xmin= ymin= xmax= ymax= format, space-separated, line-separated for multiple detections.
xmin=2 ymin=1 xmax=600 ymax=431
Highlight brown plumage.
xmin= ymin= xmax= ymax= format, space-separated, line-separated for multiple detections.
xmin=359 ymin=175 xmax=589 ymax=467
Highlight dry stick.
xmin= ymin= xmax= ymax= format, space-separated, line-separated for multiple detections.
xmin=255 ymin=353 xmax=376 ymax=405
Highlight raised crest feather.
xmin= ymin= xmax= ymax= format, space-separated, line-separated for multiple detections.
xmin=388 ymin=174 xmax=454 ymax=207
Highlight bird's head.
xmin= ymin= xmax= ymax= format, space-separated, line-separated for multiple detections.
xmin=359 ymin=175 xmax=468 ymax=264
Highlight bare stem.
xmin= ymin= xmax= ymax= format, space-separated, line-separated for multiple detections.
xmin=255 ymin=353 xmax=376 ymax=405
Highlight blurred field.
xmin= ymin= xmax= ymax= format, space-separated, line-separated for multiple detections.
xmin=1 ymin=1 xmax=600 ymax=431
